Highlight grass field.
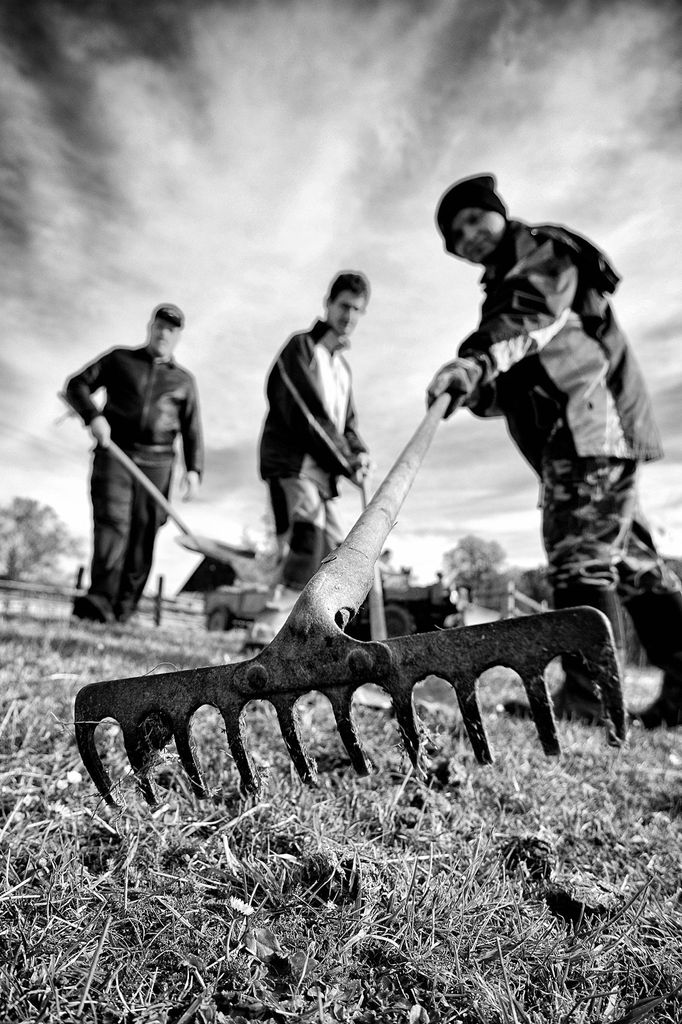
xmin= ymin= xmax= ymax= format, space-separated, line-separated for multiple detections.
xmin=1 ymin=617 xmax=681 ymax=1023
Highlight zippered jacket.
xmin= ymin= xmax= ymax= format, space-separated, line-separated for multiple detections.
xmin=259 ymin=320 xmax=367 ymax=495
xmin=456 ymin=220 xmax=663 ymax=473
xmin=65 ymin=345 xmax=204 ymax=474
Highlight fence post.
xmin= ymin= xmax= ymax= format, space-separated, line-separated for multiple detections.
xmin=506 ymin=579 xmax=516 ymax=618
xmin=155 ymin=576 xmax=164 ymax=627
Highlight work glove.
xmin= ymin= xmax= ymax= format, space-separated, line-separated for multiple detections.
xmin=426 ymin=357 xmax=482 ymax=418
xmin=350 ymin=451 xmax=372 ymax=484
xmin=89 ymin=414 xmax=111 ymax=448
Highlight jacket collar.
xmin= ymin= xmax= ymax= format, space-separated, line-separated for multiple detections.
xmin=141 ymin=344 xmax=176 ymax=366
xmin=479 ymin=218 xmax=620 ymax=296
xmin=480 ymin=220 xmax=522 ymax=288
xmin=310 ymin=319 xmax=348 ymax=354
xmin=310 ymin=319 xmax=328 ymax=342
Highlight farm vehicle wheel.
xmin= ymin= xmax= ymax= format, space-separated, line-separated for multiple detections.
xmin=383 ymin=602 xmax=417 ymax=637
xmin=207 ymin=607 xmax=234 ymax=632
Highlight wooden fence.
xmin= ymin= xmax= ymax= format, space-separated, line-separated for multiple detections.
xmin=1 ymin=574 xmax=647 ymax=665
xmin=504 ymin=580 xmax=549 ymax=618
xmin=0 ymin=576 xmax=205 ymax=631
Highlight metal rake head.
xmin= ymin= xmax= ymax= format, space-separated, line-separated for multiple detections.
xmin=73 ymin=399 xmax=625 ymax=807
xmin=74 ymin=599 xmax=625 ymax=807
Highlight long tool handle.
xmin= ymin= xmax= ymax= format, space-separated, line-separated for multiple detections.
xmin=59 ymin=391 xmax=199 ymax=543
xmin=104 ymin=440 xmax=198 ymax=539
xmin=307 ymin=393 xmax=453 ymax=622
xmin=360 ymin=481 xmax=388 ymax=641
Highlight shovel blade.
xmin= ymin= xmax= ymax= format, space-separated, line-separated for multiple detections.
xmin=175 ymin=533 xmax=257 ymax=562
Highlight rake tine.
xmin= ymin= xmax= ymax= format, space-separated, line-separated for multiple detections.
xmin=121 ymin=723 xmax=163 ymax=806
xmin=576 ymin=632 xmax=625 ymax=744
xmin=218 ymin=707 xmax=262 ymax=795
xmin=172 ymin=719 xmax=210 ymax=800
xmin=379 ymin=606 xmax=624 ymax=757
xmin=74 ymin=715 xmax=119 ymax=808
xmin=451 ymin=679 xmax=494 ymax=765
xmin=389 ymin=690 xmax=423 ymax=772
xmin=328 ymin=690 xmax=373 ymax=776
xmin=272 ymin=699 xmax=319 ymax=786
xmin=519 ymin=671 xmax=561 ymax=757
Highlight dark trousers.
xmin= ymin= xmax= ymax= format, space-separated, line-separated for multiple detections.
xmin=86 ymin=447 xmax=172 ymax=620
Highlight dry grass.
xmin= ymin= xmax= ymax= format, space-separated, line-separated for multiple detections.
xmin=1 ymin=618 xmax=681 ymax=1023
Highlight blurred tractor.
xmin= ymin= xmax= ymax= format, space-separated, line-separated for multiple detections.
xmin=345 ymin=572 xmax=462 ymax=639
xmin=202 ymin=572 xmax=461 ymax=638
xmin=182 ymin=550 xmax=462 ymax=639
xmin=204 ymin=583 xmax=271 ymax=632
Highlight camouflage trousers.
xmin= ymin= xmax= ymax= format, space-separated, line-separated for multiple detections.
xmin=541 ymin=456 xmax=681 ymax=600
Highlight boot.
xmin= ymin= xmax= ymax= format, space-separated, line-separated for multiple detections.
xmin=73 ymin=593 xmax=115 ymax=623
xmin=551 ymin=584 xmax=624 ymax=723
xmin=551 ymin=670 xmax=605 ymax=724
xmin=636 ymin=667 xmax=682 ymax=728
xmin=624 ymin=591 xmax=682 ymax=728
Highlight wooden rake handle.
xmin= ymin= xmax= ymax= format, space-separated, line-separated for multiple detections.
xmin=359 ymin=479 xmax=388 ymax=641
xmin=305 ymin=393 xmax=452 ymax=627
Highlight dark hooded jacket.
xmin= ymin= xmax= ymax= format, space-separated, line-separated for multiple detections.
xmin=259 ymin=320 xmax=367 ymax=496
xmin=448 ymin=219 xmax=662 ymax=473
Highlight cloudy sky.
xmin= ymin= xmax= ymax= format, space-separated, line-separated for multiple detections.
xmin=2 ymin=0 xmax=681 ymax=593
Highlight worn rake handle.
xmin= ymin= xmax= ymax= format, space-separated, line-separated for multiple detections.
xmin=360 ymin=480 xmax=388 ymax=641
xmin=305 ymin=393 xmax=452 ymax=627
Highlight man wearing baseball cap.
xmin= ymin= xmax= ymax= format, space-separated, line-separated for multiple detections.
xmin=65 ymin=303 xmax=204 ymax=623
xmin=427 ymin=174 xmax=682 ymax=728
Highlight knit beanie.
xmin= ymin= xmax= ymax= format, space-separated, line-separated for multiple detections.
xmin=435 ymin=174 xmax=508 ymax=252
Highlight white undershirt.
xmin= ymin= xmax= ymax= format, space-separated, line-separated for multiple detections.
xmin=311 ymin=342 xmax=351 ymax=433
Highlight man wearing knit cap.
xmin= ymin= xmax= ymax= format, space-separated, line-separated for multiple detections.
xmin=65 ymin=303 xmax=204 ymax=623
xmin=427 ymin=174 xmax=682 ymax=728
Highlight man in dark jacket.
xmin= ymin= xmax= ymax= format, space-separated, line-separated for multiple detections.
xmin=65 ymin=303 xmax=203 ymax=623
xmin=427 ymin=174 xmax=682 ymax=728
xmin=252 ymin=271 xmax=371 ymax=645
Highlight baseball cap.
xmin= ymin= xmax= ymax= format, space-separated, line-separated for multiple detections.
xmin=152 ymin=303 xmax=185 ymax=328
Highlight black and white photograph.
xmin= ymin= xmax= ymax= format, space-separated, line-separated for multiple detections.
xmin=2 ymin=1 xmax=681 ymax=1021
